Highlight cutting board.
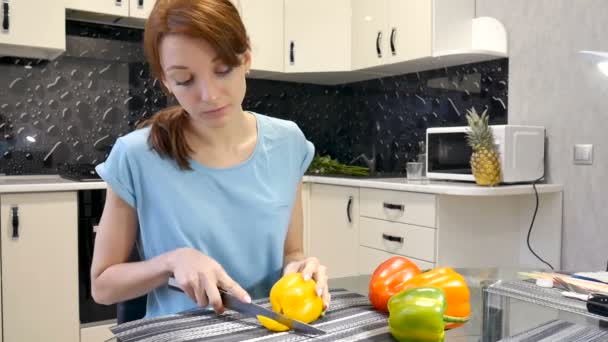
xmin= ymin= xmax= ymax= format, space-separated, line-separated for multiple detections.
xmin=110 ymin=288 xmax=395 ymax=341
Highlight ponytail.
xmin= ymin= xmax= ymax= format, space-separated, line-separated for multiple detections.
xmin=138 ymin=105 xmax=193 ymax=170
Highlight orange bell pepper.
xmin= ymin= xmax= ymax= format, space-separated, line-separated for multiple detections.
xmin=400 ymin=267 xmax=471 ymax=329
xmin=368 ymin=256 xmax=421 ymax=312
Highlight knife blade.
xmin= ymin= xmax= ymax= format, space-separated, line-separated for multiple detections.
xmin=167 ymin=277 xmax=326 ymax=335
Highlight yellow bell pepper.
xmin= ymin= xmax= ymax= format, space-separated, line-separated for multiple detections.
xmin=257 ymin=273 xmax=324 ymax=332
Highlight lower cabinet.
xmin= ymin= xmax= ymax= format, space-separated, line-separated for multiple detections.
xmin=80 ymin=323 xmax=116 ymax=342
xmin=308 ymin=184 xmax=359 ymax=279
xmin=0 ymin=192 xmax=79 ymax=342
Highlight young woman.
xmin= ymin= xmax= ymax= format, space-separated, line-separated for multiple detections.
xmin=90 ymin=0 xmax=330 ymax=318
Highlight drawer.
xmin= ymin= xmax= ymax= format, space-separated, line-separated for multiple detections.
xmin=360 ymin=188 xmax=436 ymax=227
xmin=358 ymin=246 xmax=435 ymax=275
xmin=359 ymin=217 xmax=436 ymax=262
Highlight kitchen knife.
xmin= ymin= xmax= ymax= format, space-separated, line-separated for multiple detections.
xmin=167 ymin=277 xmax=326 ymax=335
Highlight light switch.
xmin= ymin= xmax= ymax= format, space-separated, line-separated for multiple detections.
xmin=573 ymin=144 xmax=593 ymax=165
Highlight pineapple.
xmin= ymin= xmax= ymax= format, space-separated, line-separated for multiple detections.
xmin=465 ymin=107 xmax=501 ymax=186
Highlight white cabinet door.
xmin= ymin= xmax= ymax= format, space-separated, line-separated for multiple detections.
xmin=284 ymin=0 xmax=352 ymax=72
xmin=0 ymin=0 xmax=65 ymax=59
xmin=351 ymin=0 xmax=388 ymax=70
xmin=308 ymin=184 xmax=359 ymax=279
xmin=0 ymin=192 xmax=79 ymax=342
xmin=81 ymin=323 xmax=116 ymax=342
xmin=129 ymin=0 xmax=156 ymax=19
xmin=240 ymin=0 xmax=284 ymax=72
xmin=65 ymin=0 xmax=130 ymax=17
xmin=386 ymin=0 xmax=432 ymax=63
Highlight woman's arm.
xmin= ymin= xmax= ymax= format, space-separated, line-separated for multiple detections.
xmin=91 ymin=187 xmax=251 ymax=312
xmin=90 ymin=188 xmax=174 ymax=305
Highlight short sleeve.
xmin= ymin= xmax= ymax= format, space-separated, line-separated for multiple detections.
xmin=95 ymin=138 xmax=137 ymax=208
xmin=292 ymin=123 xmax=315 ymax=178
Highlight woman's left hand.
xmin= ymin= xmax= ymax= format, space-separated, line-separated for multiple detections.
xmin=283 ymin=257 xmax=331 ymax=310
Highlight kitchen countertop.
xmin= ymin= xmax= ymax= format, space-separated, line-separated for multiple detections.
xmin=0 ymin=174 xmax=562 ymax=196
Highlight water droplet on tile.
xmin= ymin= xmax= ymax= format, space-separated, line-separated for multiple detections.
xmin=60 ymin=91 xmax=72 ymax=101
xmin=47 ymin=76 xmax=66 ymax=91
xmin=47 ymin=125 xmax=59 ymax=136
xmin=94 ymin=95 xmax=107 ymax=107
xmin=9 ymin=78 xmax=26 ymax=93
xmin=99 ymin=64 xmax=112 ymax=74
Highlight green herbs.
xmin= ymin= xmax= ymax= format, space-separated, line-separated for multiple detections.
xmin=307 ymin=154 xmax=369 ymax=177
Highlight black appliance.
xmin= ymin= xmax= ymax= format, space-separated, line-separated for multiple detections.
xmin=78 ymin=189 xmax=117 ymax=324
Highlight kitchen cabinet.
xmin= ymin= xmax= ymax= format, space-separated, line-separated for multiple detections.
xmin=0 ymin=0 xmax=65 ymax=60
xmin=240 ymin=0 xmax=284 ymax=72
xmin=0 ymin=192 xmax=79 ymax=342
xmin=129 ymin=0 xmax=156 ymax=19
xmin=81 ymin=323 xmax=115 ymax=342
xmin=355 ymin=0 xmax=475 ymax=71
xmin=283 ymin=0 xmax=352 ymax=73
xmin=65 ymin=0 xmax=130 ymax=17
xmin=308 ymin=184 xmax=359 ymax=278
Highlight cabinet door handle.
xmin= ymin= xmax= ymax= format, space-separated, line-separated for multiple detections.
xmin=289 ymin=41 xmax=295 ymax=65
xmin=346 ymin=196 xmax=353 ymax=223
xmin=376 ymin=31 xmax=383 ymax=58
xmin=115 ymin=0 xmax=122 ymax=6
xmin=383 ymin=202 xmax=404 ymax=211
xmin=390 ymin=27 xmax=397 ymax=56
xmin=11 ymin=206 xmax=19 ymax=239
xmin=2 ymin=1 xmax=9 ymax=33
xmin=138 ymin=0 xmax=144 ymax=8
xmin=382 ymin=233 xmax=403 ymax=244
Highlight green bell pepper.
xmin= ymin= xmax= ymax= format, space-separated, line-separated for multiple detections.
xmin=387 ymin=287 xmax=469 ymax=342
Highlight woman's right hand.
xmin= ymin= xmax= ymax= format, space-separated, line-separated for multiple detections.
xmin=168 ymin=247 xmax=251 ymax=313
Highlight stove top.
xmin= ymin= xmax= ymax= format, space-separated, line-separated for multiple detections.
xmin=58 ymin=163 xmax=102 ymax=182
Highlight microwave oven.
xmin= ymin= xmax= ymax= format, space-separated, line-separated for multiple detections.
xmin=425 ymin=125 xmax=545 ymax=184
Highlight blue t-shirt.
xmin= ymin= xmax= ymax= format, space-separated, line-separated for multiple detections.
xmin=95 ymin=112 xmax=315 ymax=318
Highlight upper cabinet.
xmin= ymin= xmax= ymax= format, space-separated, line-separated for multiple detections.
xmin=65 ymin=0 xmax=130 ymax=17
xmin=240 ymin=0 xmax=284 ymax=73
xmin=283 ymin=0 xmax=352 ymax=73
xmin=130 ymin=0 xmax=156 ymax=19
xmin=0 ymin=0 xmax=65 ymax=60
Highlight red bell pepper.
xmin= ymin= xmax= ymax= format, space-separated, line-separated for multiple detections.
xmin=368 ymin=256 xmax=421 ymax=312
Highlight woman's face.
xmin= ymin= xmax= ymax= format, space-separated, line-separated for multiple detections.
xmin=159 ymin=34 xmax=251 ymax=128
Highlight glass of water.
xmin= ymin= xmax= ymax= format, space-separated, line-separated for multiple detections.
xmin=406 ymin=162 xmax=423 ymax=180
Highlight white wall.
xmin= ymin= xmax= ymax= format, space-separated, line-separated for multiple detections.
xmin=476 ymin=0 xmax=608 ymax=270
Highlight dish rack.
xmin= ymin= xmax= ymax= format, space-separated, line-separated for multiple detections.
xmin=482 ymin=279 xmax=607 ymax=342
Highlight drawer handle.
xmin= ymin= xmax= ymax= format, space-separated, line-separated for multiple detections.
xmin=2 ymin=0 xmax=9 ymax=33
xmin=383 ymin=202 xmax=404 ymax=211
xmin=382 ymin=233 xmax=403 ymax=244
xmin=11 ymin=206 xmax=19 ymax=239
xmin=376 ymin=31 xmax=383 ymax=58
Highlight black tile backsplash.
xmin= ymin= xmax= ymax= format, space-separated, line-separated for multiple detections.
xmin=0 ymin=21 xmax=507 ymax=176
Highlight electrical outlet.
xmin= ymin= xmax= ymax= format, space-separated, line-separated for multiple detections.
xmin=573 ymin=144 xmax=593 ymax=165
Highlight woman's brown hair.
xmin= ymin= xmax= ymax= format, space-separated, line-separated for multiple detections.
xmin=139 ymin=0 xmax=250 ymax=170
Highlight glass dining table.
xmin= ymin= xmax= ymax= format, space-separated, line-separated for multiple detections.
xmin=110 ymin=267 xmax=608 ymax=341
xmin=330 ymin=267 xmax=608 ymax=342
